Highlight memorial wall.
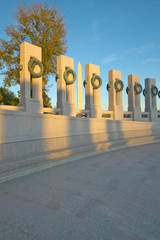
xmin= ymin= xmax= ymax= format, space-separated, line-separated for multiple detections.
xmin=0 ymin=42 xmax=160 ymax=160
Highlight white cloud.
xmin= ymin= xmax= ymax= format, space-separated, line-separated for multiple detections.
xmin=91 ymin=18 xmax=106 ymax=41
xmin=102 ymin=42 xmax=160 ymax=65
xmin=142 ymin=58 xmax=160 ymax=63
xmin=102 ymin=54 xmax=121 ymax=63
xmin=123 ymin=46 xmax=147 ymax=55
xmin=123 ymin=42 xmax=160 ymax=55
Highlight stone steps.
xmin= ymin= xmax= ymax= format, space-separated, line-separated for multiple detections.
xmin=1 ymin=134 xmax=160 ymax=177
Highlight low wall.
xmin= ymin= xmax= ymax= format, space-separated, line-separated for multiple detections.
xmin=0 ymin=109 xmax=160 ymax=160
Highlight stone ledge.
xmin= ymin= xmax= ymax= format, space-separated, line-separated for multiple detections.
xmin=1 ymin=134 xmax=160 ymax=176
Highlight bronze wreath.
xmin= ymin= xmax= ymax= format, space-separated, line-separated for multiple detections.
xmin=114 ymin=79 xmax=124 ymax=92
xmin=63 ymin=68 xmax=76 ymax=85
xmin=106 ymin=83 xmax=111 ymax=91
xmin=91 ymin=75 xmax=102 ymax=89
xmin=151 ymin=85 xmax=158 ymax=96
xmin=28 ymin=58 xmax=44 ymax=78
xmin=83 ymin=80 xmax=88 ymax=88
xmin=126 ymin=86 xmax=130 ymax=94
xmin=134 ymin=83 xmax=142 ymax=95
xmin=143 ymin=89 xmax=147 ymax=96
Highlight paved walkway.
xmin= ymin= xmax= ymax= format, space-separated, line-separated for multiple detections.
xmin=0 ymin=142 xmax=160 ymax=240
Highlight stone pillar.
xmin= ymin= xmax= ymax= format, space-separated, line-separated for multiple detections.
xmin=56 ymin=55 xmax=76 ymax=116
xmin=108 ymin=70 xmax=123 ymax=120
xmin=20 ymin=41 xmax=43 ymax=113
xmin=145 ymin=78 xmax=158 ymax=122
xmin=85 ymin=64 xmax=102 ymax=118
xmin=128 ymin=74 xmax=142 ymax=121
xmin=77 ymin=62 xmax=83 ymax=110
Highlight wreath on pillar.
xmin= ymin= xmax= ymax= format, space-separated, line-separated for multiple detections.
xmin=55 ymin=74 xmax=60 ymax=82
xmin=143 ymin=88 xmax=147 ymax=96
xmin=28 ymin=58 xmax=44 ymax=78
xmin=151 ymin=85 xmax=158 ymax=96
xmin=126 ymin=86 xmax=130 ymax=94
xmin=83 ymin=80 xmax=88 ymax=88
xmin=63 ymin=68 xmax=76 ymax=85
xmin=106 ymin=83 xmax=111 ymax=91
xmin=114 ymin=79 xmax=124 ymax=92
xmin=91 ymin=75 xmax=102 ymax=89
xmin=134 ymin=83 xmax=142 ymax=95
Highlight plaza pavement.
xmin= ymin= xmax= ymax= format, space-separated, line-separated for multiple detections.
xmin=0 ymin=142 xmax=160 ymax=240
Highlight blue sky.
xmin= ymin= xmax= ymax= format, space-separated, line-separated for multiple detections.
xmin=0 ymin=0 xmax=160 ymax=110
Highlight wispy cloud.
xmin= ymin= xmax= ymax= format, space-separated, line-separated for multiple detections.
xmin=102 ymin=42 xmax=160 ymax=65
xmin=123 ymin=46 xmax=147 ymax=55
xmin=91 ymin=18 xmax=106 ymax=41
xmin=102 ymin=54 xmax=121 ymax=63
xmin=123 ymin=42 xmax=159 ymax=55
xmin=142 ymin=58 xmax=160 ymax=63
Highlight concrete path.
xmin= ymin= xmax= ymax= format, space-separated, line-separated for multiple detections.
xmin=0 ymin=143 xmax=160 ymax=240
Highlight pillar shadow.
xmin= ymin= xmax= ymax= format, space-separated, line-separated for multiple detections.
xmin=68 ymin=91 xmax=93 ymax=154
xmin=0 ymin=81 xmax=44 ymax=170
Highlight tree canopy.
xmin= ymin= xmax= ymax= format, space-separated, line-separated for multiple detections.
xmin=0 ymin=87 xmax=20 ymax=105
xmin=0 ymin=2 xmax=67 ymax=107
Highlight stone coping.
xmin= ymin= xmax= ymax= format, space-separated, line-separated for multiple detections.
xmin=1 ymin=134 xmax=160 ymax=177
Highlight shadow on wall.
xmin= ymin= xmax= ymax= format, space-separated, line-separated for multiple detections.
xmin=0 ymin=82 xmax=44 ymax=162
xmin=66 ymin=89 xmax=92 ymax=150
xmin=43 ymin=88 xmax=77 ymax=153
xmin=41 ymin=87 xmax=160 ymax=156
xmin=151 ymin=121 xmax=160 ymax=138
xmin=106 ymin=120 xmax=123 ymax=142
xmin=122 ymin=121 xmax=157 ymax=147
xmin=1 ymin=109 xmax=160 ymax=163
xmin=87 ymin=118 xmax=124 ymax=151
xmin=42 ymin=88 xmax=68 ymax=152
xmin=71 ymin=116 xmax=93 ymax=150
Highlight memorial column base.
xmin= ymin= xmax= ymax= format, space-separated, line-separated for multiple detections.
xmin=113 ymin=106 xmax=123 ymax=120
xmin=132 ymin=107 xmax=142 ymax=121
xmin=62 ymin=103 xmax=76 ymax=117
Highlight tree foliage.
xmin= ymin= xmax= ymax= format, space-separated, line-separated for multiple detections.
xmin=0 ymin=2 xmax=67 ymax=106
xmin=43 ymin=91 xmax=52 ymax=108
xmin=0 ymin=87 xmax=20 ymax=105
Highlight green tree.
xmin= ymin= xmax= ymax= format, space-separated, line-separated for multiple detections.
xmin=0 ymin=87 xmax=20 ymax=105
xmin=0 ymin=2 xmax=67 ymax=107
xmin=43 ymin=91 xmax=52 ymax=108
xmin=0 ymin=92 xmax=3 ymax=103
